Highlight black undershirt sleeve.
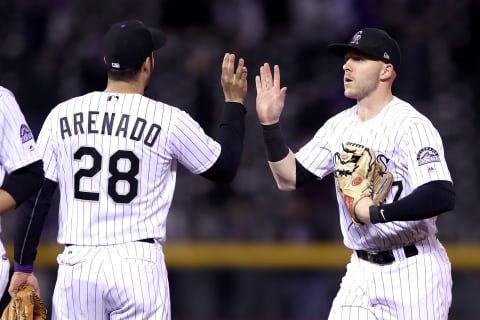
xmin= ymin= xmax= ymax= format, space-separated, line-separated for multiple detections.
xmin=200 ymin=102 xmax=246 ymax=182
xmin=370 ymin=180 xmax=455 ymax=224
xmin=261 ymin=123 xmax=289 ymax=162
xmin=259 ymin=122 xmax=318 ymax=188
xmin=1 ymin=160 xmax=44 ymax=206
xmin=295 ymin=159 xmax=318 ymax=188
xmin=14 ymin=178 xmax=58 ymax=270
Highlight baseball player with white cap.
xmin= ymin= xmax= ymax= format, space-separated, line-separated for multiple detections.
xmin=255 ymin=27 xmax=455 ymax=319
xmin=8 ymin=19 xmax=248 ymax=319
xmin=0 ymin=86 xmax=44 ymax=297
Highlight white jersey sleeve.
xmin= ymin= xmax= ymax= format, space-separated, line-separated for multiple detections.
xmin=399 ymin=119 xmax=452 ymax=189
xmin=0 ymin=87 xmax=41 ymax=175
xmin=37 ymin=110 xmax=57 ymax=182
xmin=296 ymin=110 xmax=353 ymax=179
xmin=168 ymin=109 xmax=221 ymax=174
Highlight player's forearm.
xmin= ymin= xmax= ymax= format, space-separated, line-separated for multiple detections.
xmin=0 ymin=160 xmax=43 ymax=219
xmin=269 ymin=150 xmax=297 ymax=190
xmin=369 ymin=180 xmax=455 ymax=223
xmin=200 ymin=102 xmax=246 ymax=182
xmin=14 ymin=178 xmax=57 ymax=267
xmin=1 ymin=160 xmax=44 ymax=210
xmin=0 ymin=190 xmax=16 ymax=215
xmin=261 ymin=122 xmax=298 ymax=190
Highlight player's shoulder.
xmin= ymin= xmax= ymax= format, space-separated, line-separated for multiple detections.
xmin=388 ymin=96 xmax=433 ymax=126
xmin=324 ymin=104 xmax=357 ymax=126
xmin=51 ymin=91 xmax=185 ymax=121
xmin=0 ymin=86 xmax=23 ymax=116
xmin=137 ymin=95 xmax=185 ymax=120
xmin=0 ymin=85 xmax=12 ymax=95
xmin=140 ymin=96 xmax=195 ymax=120
xmin=141 ymin=95 xmax=178 ymax=112
xmin=53 ymin=91 xmax=94 ymax=109
xmin=0 ymin=85 xmax=15 ymax=101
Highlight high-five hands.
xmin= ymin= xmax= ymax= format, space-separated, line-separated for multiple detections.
xmin=255 ymin=63 xmax=287 ymax=125
xmin=221 ymin=53 xmax=248 ymax=104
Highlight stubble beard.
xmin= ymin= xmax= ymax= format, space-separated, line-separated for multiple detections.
xmin=344 ymin=80 xmax=377 ymax=100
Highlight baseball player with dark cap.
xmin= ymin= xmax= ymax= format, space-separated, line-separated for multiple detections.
xmin=8 ymin=19 xmax=248 ymax=319
xmin=256 ymin=27 xmax=454 ymax=319
xmin=328 ymin=27 xmax=401 ymax=72
xmin=104 ymin=20 xmax=166 ymax=70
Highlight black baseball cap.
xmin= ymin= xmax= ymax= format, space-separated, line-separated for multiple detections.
xmin=104 ymin=20 xmax=166 ymax=70
xmin=328 ymin=28 xmax=401 ymax=71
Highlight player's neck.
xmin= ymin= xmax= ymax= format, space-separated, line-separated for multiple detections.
xmin=104 ymin=80 xmax=145 ymax=95
xmin=356 ymin=91 xmax=393 ymax=122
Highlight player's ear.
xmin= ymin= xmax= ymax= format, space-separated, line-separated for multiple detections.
xmin=142 ymin=56 xmax=154 ymax=73
xmin=380 ymin=64 xmax=394 ymax=80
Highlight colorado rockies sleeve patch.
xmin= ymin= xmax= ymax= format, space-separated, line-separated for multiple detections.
xmin=20 ymin=124 xmax=34 ymax=143
xmin=416 ymin=147 xmax=440 ymax=166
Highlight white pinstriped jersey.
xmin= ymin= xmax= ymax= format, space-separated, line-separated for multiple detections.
xmin=0 ymin=86 xmax=41 ymax=234
xmin=37 ymin=91 xmax=221 ymax=245
xmin=296 ymin=96 xmax=452 ymax=251
xmin=0 ymin=86 xmax=40 ymax=180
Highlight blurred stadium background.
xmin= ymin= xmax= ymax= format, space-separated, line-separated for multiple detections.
xmin=1 ymin=0 xmax=479 ymax=319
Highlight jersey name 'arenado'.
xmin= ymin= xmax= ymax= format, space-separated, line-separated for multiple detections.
xmin=58 ymin=110 xmax=161 ymax=146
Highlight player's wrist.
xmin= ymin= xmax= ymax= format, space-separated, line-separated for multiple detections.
xmin=223 ymin=102 xmax=247 ymax=115
xmin=354 ymin=197 xmax=374 ymax=224
xmin=225 ymin=97 xmax=245 ymax=104
xmin=14 ymin=262 xmax=34 ymax=273
xmin=261 ymin=123 xmax=289 ymax=162
xmin=369 ymin=205 xmax=386 ymax=224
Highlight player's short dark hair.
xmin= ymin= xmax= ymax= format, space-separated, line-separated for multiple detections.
xmin=106 ymin=53 xmax=153 ymax=82
xmin=106 ymin=64 xmax=142 ymax=82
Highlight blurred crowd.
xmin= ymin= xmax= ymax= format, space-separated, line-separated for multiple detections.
xmin=1 ymin=0 xmax=479 ymax=245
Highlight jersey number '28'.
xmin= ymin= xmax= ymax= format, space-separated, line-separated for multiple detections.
xmin=74 ymin=146 xmax=139 ymax=203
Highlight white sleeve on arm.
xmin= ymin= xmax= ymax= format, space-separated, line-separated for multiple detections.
xmin=36 ymin=111 xmax=58 ymax=182
xmin=169 ymin=109 xmax=221 ymax=174
xmin=0 ymin=90 xmax=41 ymax=172
xmin=402 ymin=120 xmax=452 ymax=189
xmin=296 ymin=125 xmax=334 ymax=179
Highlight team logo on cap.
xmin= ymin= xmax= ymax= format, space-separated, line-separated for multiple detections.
xmin=350 ymin=31 xmax=362 ymax=45
xmin=20 ymin=124 xmax=33 ymax=143
xmin=416 ymin=147 xmax=440 ymax=166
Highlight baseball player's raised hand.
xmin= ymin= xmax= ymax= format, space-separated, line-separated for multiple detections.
xmin=255 ymin=63 xmax=287 ymax=125
xmin=221 ymin=53 xmax=248 ymax=104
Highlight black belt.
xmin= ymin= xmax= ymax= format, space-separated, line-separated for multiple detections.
xmin=355 ymin=244 xmax=418 ymax=265
xmin=65 ymin=238 xmax=155 ymax=247
xmin=138 ymin=238 xmax=155 ymax=244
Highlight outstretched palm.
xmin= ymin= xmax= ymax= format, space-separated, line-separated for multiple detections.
xmin=255 ymin=63 xmax=287 ymax=125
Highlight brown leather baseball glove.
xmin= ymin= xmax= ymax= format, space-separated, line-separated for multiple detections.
xmin=1 ymin=284 xmax=47 ymax=320
xmin=335 ymin=142 xmax=393 ymax=224
xmin=372 ymin=161 xmax=394 ymax=206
